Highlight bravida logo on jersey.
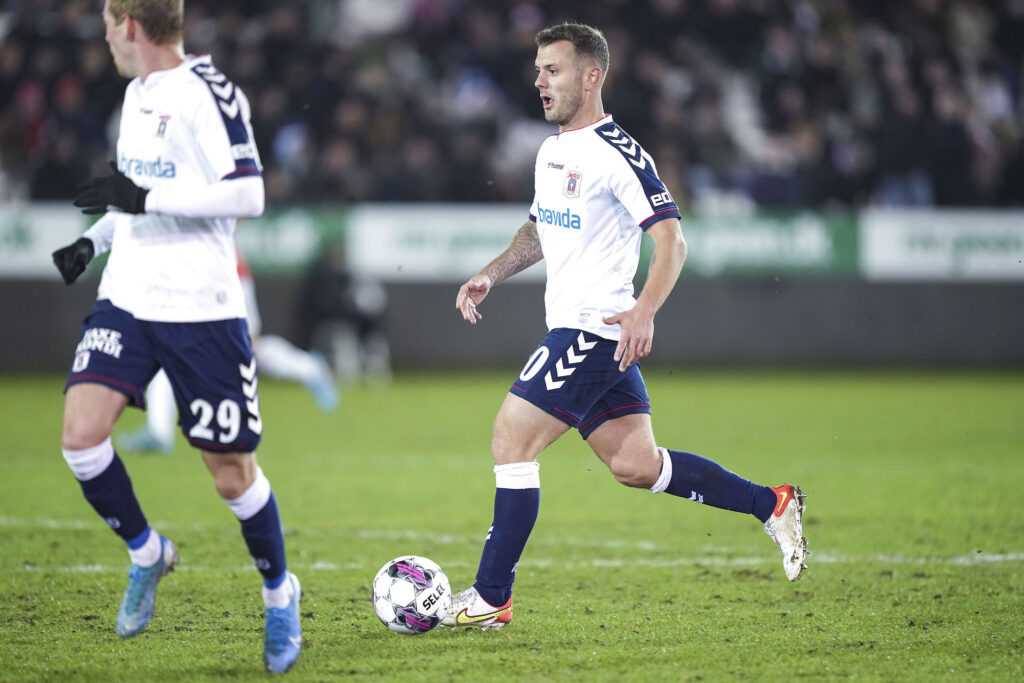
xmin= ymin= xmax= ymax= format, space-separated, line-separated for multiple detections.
xmin=536 ymin=202 xmax=581 ymax=230
xmin=562 ymin=170 xmax=582 ymax=198
xmin=119 ymin=153 xmax=176 ymax=178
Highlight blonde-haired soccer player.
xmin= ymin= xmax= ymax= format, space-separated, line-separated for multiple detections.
xmin=51 ymin=0 xmax=301 ymax=673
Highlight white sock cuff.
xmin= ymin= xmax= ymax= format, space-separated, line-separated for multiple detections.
xmin=225 ymin=466 xmax=272 ymax=521
xmin=494 ymin=461 xmax=540 ymax=489
xmin=262 ymin=572 xmax=295 ymax=608
xmin=62 ymin=437 xmax=115 ymax=481
xmin=649 ymin=447 xmax=672 ymax=494
xmin=128 ymin=528 xmax=162 ymax=568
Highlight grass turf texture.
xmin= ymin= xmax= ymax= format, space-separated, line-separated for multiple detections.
xmin=0 ymin=370 xmax=1021 ymax=681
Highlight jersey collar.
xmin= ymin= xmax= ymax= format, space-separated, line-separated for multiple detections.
xmin=137 ymin=55 xmax=191 ymax=91
xmin=138 ymin=52 xmax=205 ymax=90
xmin=556 ymin=114 xmax=613 ymax=139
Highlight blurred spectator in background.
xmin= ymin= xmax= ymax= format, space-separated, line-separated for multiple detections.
xmin=2 ymin=0 xmax=1022 ymax=208
xmin=300 ymin=240 xmax=390 ymax=384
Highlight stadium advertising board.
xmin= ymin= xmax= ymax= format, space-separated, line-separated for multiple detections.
xmin=233 ymin=208 xmax=344 ymax=274
xmin=3 ymin=205 xmax=1023 ymax=281
xmin=660 ymin=210 xmax=858 ymax=277
xmin=346 ymin=204 xmax=546 ymax=281
xmin=861 ymin=209 xmax=1024 ymax=281
xmin=0 ymin=203 xmax=88 ymax=278
xmin=345 ymin=205 xmax=857 ymax=281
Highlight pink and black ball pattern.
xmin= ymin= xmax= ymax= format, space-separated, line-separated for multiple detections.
xmin=371 ymin=555 xmax=452 ymax=635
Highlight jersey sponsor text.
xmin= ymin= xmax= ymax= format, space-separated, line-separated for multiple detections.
xmin=536 ymin=202 xmax=581 ymax=230
xmin=119 ymin=154 xmax=177 ymax=179
xmin=76 ymin=328 xmax=124 ymax=359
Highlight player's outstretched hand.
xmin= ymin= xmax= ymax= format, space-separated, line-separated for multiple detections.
xmin=456 ymin=274 xmax=493 ymax=325
xmin=52 ymin=237 xmax=95 ymax=285
xmin=73 ymin=161 xmax=148 ymax=215
xmin=603 ymin=305 xmax=655 ymax=372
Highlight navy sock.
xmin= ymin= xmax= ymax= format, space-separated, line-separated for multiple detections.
xmin=664 ymin=449 xmax=777 ymax=522
xmin=474 ymin=487 xmax=539 ymax=606
xmin=77 ymin=452 xmax=148 ymax=543
xmin=239 ymin=491 xmax=288 ymax=587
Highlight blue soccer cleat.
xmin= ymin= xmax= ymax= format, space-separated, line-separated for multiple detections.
xmin=117 ymin=425 xmax=173 ymax=455
xmin=264 ymin=572 xmax=302 ymax=674
xmin=116 ymin=535 xmax=178 ymax=638
xmin=304 ymin=351 xmax=339 ymax=412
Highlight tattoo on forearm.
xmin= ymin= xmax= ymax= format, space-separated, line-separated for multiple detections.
xmin=483 ymin=221 xmax=542 ymax=284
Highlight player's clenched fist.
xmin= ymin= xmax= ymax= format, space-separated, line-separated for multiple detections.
xmin=52 ymin=237 xmax=95 ymax=285
xmin=73 ymin=161 xmax=149 ymax=215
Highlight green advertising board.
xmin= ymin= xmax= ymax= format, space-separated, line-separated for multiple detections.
xmin=2 ymin=204 xmax=1021 ymax=281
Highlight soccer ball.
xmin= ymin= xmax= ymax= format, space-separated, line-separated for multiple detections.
xmin=371 ymin=555 xmax=451 ymax=634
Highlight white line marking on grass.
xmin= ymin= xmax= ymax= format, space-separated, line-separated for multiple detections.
xmin=20 ymin=552 xmax=1024 ymax=576
xmin=5 ymin=517 xmax=1022 ymax=572
xmin=0 ymin=516 xmax=97 ymax=530
xmin=530 ymin=552 xmax=1024 ymax=569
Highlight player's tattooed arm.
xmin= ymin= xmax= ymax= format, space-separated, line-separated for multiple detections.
xmin=456 ymin=220 xmax=542 ymax=324
xmin=481 ymin=220 xmax=542 ymax=286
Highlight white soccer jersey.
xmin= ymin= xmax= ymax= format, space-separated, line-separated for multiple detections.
xmin=529 ymin=115 xmax=681 ymax=340
xmin=95 ymin=54 xmax=262 ymax=322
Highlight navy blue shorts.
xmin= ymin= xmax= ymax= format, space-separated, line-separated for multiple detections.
xmin=509 ymin=328 xmax=651 ymax=438
xmin=65 ymin=300 xmax=262 ymax=453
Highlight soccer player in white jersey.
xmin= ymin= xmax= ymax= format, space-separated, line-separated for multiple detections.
xmin=50 ymin=0 xmax=301 ymax=673
xmin=443 ymin=23 xmax=808 ymax=629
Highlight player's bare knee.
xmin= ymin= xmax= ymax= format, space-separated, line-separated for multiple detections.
xmin=607 ymin=454 xmax=659 ymax=489
xmin=606 ymin=459 xmax=647 ymax=488
xmin=60 ymin=420 xmax=110 ymax=451
xmin=491 ymin=422 xmax=526 ymax=465
xmin=214 ymin=474 xmax=248 ymax=500
xmin=201 ymin=450 xmax=257 ymax=500
xmin=210 ymin=464 xmax=252 ymax=499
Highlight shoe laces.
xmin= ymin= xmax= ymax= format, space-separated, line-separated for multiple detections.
xmin=264 ymin=606 xmax=293 ymax=654
xmin=450 ymin=587 xmax=478 ymax=610
xmin=123 ymin=564 xmax=153 ymax=612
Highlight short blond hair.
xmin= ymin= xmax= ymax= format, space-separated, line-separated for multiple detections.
xmin=108 ymin=0 xmax=183 ymax=45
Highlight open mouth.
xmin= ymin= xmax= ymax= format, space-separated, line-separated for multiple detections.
xmin=541 ymin=95 xmax=553 ymax=109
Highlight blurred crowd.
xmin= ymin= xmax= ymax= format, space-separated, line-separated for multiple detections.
xmin=2 ymin=0 xmax=1023 ymax=208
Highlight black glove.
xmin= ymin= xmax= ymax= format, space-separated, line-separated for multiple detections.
xmin=52 ymin=237 xmax=95 ymax=285
xmin=73 ymin=161 xmax=149 ymax=215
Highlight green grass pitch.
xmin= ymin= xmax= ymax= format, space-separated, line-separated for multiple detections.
xmin=1 ymin=370 xmax=1021 ymax=681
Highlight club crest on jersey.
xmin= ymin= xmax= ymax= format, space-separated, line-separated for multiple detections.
xmin=156 ymin=115 xmax=170 ymax=138
xmin=562 ymin=170 xmax=582 ymax=198
xmin=72 ymin=351 xmax=90 ymax=373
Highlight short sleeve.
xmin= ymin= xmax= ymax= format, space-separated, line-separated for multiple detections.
xmin=188 ymin=62 xmax=262 ymax=181
xmin=595 ymin=121 xmax=680 ymax=230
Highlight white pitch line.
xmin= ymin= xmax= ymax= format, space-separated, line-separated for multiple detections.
xmin=0 ymin=517 xmax=659 ymax=551
xmin=16 ymin=552 xmax=1024 ymax=577
xmin=4 ymin=517 xmax=1022 ymax=572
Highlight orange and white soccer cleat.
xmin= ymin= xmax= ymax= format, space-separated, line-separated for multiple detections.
xmin=764 ymin=484 xmax=808 ymax=581
xmin=441 ymin=586 xmax=513 ymax=629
